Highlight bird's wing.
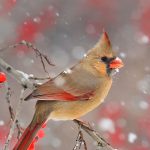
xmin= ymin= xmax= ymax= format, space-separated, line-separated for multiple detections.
xmin=25 ymin=67 xmax=96 ymax=101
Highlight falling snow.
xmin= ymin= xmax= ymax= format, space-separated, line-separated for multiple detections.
xmin=0 ymin=1 xmax=149 ymax=150
xmin=72 ymin=46 xmax=85 ymax=59
xmin=138 ymin=35 xmax=149 ymax=44
xmin=128 ymin=133 xmax=137 ymax=143
xmin=0 ymin=120 xmax=4 ymax=126
xmin=33 ymin=17 xmax=41 ymax=23
xmin=137 ymin=75 xmax=150 ymax=94
xmin=56 ymin=12 xmax=60 ymax=17
xmin=98 ymin=118 xmax=115 ymax=133
xmin=119 ymin=52 xmax=126 ymax=58
xmin=138 ymin=100 xmax=149 ymax=110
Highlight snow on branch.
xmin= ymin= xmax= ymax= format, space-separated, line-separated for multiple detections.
xmin=0 ymin=57 xmax=35 ymax=89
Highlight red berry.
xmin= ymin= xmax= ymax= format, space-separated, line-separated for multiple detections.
xmin=27 ymin=142 xmax=35 ymax=150
xmin=0 ymin=72 xmax=6 ymax=83
xmin=27 ymin=138 xmax=37 ymax=150
xmin=37 ymin=129 xmax=45 ymax=138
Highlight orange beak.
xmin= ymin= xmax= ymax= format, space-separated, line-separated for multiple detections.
xmin=109 ymin=57 xmax=124 ymax=69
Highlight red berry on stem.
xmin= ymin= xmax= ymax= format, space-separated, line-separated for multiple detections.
xmin=0 ymin=72 xmax=6 ymax=83
xmin=37 ymin=129 xmax=45 ymax=138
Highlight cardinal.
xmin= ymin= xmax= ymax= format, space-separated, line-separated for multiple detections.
xmin=13 ymin=32 xmax=123 ymax=150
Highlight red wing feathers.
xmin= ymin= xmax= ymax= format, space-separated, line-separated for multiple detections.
xmin=25 ymin=90 xmax=94 ymax=101
xmin=25 ymin=66 xmax=96 ymax=101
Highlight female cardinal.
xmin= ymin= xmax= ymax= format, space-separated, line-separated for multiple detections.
xmin=13 ymin=32 xmax=123 ymax=150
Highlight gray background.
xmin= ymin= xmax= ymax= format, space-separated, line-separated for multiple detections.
xmin=0 ymin=0 xmax=150 ymax=150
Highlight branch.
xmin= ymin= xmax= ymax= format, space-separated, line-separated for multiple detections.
xmin=4 ymin=82 xmax=15 ymax=121
xmin=73 ymin=119 xmax=117 ymax=150
xmin=4 ymin=88 xmax=25 ymax=150
xmin=0 ymin=57 xmax=35 ymax=89
xmin=0 ymin=40 xmax=55 ymax=74
xmin=0 ymin=57 xmax=40 ymax=149
xmin=73 ymin=125 xmax=87 ymax=150
xmin=0 ymin=41 xmax=54 ymax=148
xmin=4 ymin=82 xmax=22 ymax=139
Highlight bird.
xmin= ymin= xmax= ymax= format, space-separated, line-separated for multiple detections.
xmin=13 ymin=32 xmax=123 ymax=150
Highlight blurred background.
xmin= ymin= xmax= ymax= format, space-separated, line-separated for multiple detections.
xmin=0 ymin=0 xmax=150 ymax=150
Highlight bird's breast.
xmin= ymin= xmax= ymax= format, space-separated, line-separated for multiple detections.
xmin=49 ymin=77 xmax=112 ymax=120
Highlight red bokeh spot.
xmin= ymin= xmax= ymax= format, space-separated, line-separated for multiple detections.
xmin=139 ymin=6 xmax=150 ymax=38
xmin=86 ymin=0 xmax=118 ymax=22
xmin=138 ymin=118 xmax=150 ymax=140
xmin=28 ymin=138 xmax=37 ymax=150
xmin=97 ymin=102 xmax=127 ymax=147
xmin=17 ymin=7 xmax=56 ymax=43
xmin=18 ymin=21 xmax=40 ymax=42
xmin=0 ymin=0 xmax=16 ymax=16
xmin=27 ymin=124 xmax=46 ymax=150
xmin=98 ymin=102 xmax=125 ymax=121
xmin=108 ymin=127 xmax=126 ymax=147
xmin=130 ymin=145 xmax=149 ymax=150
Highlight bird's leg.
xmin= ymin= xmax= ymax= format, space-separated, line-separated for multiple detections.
xmin=73 ymin=119 xmax=111 ymax=148
xmin=74 ymin=119 xmax=93 ymax=131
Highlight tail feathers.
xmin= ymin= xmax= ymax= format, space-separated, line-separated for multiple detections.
xmin=13 ymin=101 xmax=52 ymax=150
xmin=13 ymin=122 xmax=44 ymax=150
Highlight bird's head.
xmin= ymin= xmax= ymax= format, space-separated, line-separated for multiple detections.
xmin=84 ymin=32 xmax=124 ymax=77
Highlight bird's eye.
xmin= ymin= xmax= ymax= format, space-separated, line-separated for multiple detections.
xmin=101 ymin=56 xmax=108 ymax=62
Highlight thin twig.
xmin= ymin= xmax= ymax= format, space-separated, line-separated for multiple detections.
xmin=73 ymin=119 xmax=117 ymax=150
xmin=0 ymin=40 xmax=55 ymax=73
xmin=20 ymin=40 xmax=55 ymax=73
xmin=4 ymin=82 xmax=14 ymax=120
xmin=4 ymin=88 xmax=26 ymax=150
xmin=4 ymin=82 xmax=22 ymax=139
xmin=73 ymin=124 xmax=87 ymax=150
